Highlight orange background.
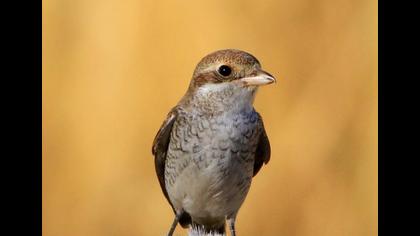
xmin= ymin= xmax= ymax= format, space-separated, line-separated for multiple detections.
xmin=43 ymin=0 xmax=378 ymax=235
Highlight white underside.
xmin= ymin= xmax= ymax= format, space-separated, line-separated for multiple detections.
xmin=167 ymin=82 xmax=258 ymax=223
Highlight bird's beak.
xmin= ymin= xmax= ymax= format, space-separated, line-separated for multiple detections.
xmin=240 ymin=70 xmax=276 ymax=86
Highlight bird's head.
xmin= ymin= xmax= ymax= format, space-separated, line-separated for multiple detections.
xmin=183 ymin=49 xmax=276 ymax=113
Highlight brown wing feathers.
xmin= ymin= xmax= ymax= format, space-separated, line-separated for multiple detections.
xmin=253 ymin=114 xmax=271 ymax=176
xmin=152 ymin=110 xmax=177 ymax=210
xmin=152 ymin=109 xmax=192 ymax=228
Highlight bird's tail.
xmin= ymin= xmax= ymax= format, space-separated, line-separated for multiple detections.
xmin=179 ymin=211 xmax=192 ymax=228
xmin=189 ymin=222 xmax=226 ymax=236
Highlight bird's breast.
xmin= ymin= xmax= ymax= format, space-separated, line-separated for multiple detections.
xmin=165 ymin=110 xmax=261 ymax=218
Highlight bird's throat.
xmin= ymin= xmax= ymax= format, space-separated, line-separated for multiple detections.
xmin=185 ymin=83 xmax=257 ymax=115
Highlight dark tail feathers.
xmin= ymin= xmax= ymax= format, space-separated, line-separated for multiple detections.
xmin=179 ymin=211 xmax=226 ymax=234
xmin=179 ymin=211 xmax=192 ymax=228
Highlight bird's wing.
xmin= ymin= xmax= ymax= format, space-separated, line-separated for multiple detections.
xmin=152 ymin=108 xmax=193 ymax=227
xmin=152 ymin=108 xmax=178 ymax=212
xmin=253 ymin=113 xmax=271 ymax=177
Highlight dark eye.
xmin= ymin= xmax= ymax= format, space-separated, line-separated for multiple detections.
xmin=218 ymin=65 xmax=232 ymax=77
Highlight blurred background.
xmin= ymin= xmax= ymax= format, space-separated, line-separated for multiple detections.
xmin=42 ymin=0 xmax=377 ymax=235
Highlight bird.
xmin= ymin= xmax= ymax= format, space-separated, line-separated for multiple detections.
xmin=152 ymin=49 xmax=275 ymax=236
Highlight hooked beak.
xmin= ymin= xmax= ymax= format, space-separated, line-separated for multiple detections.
xmin=239 ymin=70 xmax=276 ymax=86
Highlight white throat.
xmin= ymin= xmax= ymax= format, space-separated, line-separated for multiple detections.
xmin=195 ymin=82 xmax=257 ymax=114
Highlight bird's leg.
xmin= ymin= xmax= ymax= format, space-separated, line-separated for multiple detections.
xmin=227 ymin=217 xmax=236 ymax=236
xmin=167 ymin=210 xmax=183 ymax=236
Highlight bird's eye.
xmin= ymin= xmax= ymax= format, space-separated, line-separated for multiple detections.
xmin=218 ymin=65 xmax=232 ymax=77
